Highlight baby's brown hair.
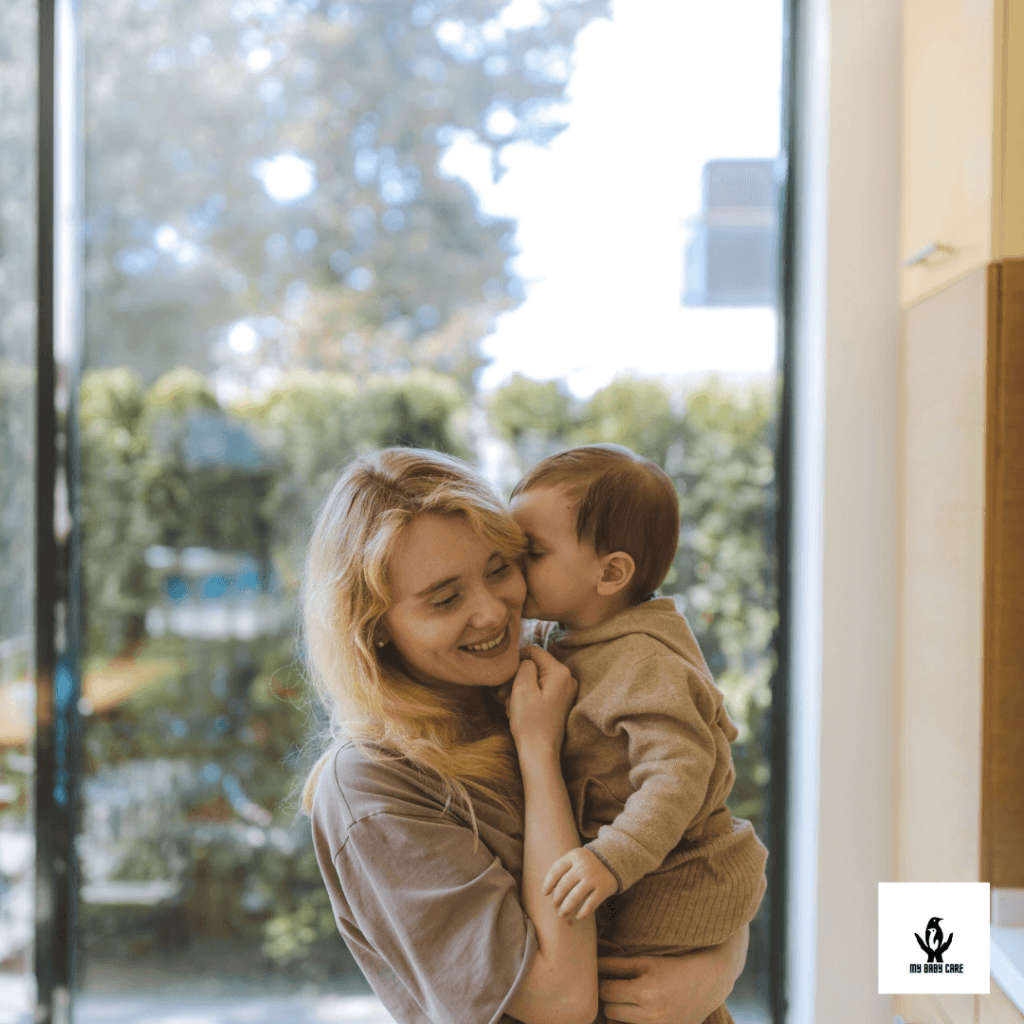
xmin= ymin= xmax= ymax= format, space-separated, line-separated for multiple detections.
xmin=511 ymin=444 xmax=680 ymax=603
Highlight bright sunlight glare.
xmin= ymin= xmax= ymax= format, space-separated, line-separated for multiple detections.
xmin=438 ymin=0 xmax=785 ymax=398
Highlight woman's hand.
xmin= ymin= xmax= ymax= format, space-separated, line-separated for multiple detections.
xmin=598 ymin=925 xmax=750 ymax=1024
xmin=504 ymin=644 xmax=596 ymax=1024
xmin=507 ymin=645 xmax=577 ymax=754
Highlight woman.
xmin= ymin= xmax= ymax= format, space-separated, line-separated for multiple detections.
xmin=301 ymin=447 xmax=749 ymax=1024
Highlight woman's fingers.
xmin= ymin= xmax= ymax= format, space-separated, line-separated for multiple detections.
xmin=520 ymin=645 xmax=577 ymax=713
xmin=600 ymin=999 xmax=643 ymax=1024
xmin=521 ymin=644 xmax=570 ymax=685
xmin=508 ymin=646 xmax=576 ymax=749
xmin=598 ymin=967 xmax=647 ymax=1023
xmin=597 ymin=956 xmax=645 ymax=980
xmin=598 ymin=976 xmax=640 ymax=1003
xmin=598 ymin=958 xmax=648 ymax=1009
xmin=513 ymin=655 xmax=539 ymax=686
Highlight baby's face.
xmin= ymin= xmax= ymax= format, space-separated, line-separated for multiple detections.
xmin=509 ymin=484 xmax=605 ymax=630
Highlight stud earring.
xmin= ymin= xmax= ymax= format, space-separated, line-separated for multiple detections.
xmin=376 ymin=638 xmax=386 ymax=648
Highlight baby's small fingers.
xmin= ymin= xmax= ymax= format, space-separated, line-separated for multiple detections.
xmin=574 ymin=890 xmax=603 ymax=921
xmin=542 ymin=859 xmax=570 ymax=895
xmin=557 ymin=881 xmax=589 ymax=919
xmin=549 ymin=869 xmax=582 ymax=909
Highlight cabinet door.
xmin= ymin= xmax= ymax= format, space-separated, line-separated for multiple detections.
xmin=981 ymin=259 xmax=1024 ymax=887
xmin=902 ymin=0 xmax=997 ymax=306
xmin=900 ymin=268 xmax=987 ymax=884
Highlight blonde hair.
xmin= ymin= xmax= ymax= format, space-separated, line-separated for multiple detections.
xmin=299 ymin=447 xmax=526 ymax=833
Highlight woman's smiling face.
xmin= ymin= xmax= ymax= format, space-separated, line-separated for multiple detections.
xmin=383 ymin=514 xmax=526 ymax=694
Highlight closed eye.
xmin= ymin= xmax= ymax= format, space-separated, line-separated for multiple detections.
xmin=488 ymin=561 xmax=513 ymax=578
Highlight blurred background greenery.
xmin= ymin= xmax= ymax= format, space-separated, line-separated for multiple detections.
xmin=75 ymin=364 xmax=775 ymax=977
xmin=0 ymin=0 xmax=780 ymax=1016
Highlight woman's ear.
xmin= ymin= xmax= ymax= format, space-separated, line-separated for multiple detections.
xmin=596 ymin=551 xmax=636 ymax=598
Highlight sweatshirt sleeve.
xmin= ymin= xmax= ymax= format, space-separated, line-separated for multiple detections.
xmin=583 ymin=653 xmax=719 ymax=893
xmin=312 ymin=762 xmax=537 ymax=1024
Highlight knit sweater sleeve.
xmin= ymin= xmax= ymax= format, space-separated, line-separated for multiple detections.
xmin=583 ymin=652 xmax=719 ymax=893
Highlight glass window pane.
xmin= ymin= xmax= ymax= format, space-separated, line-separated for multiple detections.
xmin=76 ymin=1 xmax=783 ymax=1021
xmin=0 ymin=1 xmax=38 ymax=1022
xmin=476 ymin=5 xmax=782 ymax=1018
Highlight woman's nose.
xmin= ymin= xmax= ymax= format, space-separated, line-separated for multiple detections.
xmin=468 ymin=585 xmax=506 ymax=628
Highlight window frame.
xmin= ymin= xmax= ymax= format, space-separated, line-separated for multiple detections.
xmin=30 ymin=3 xmax=801 ymax=1022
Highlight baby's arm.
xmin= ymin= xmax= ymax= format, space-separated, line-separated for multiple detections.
xmin=582 ymin=652 xmax=719 ymax=896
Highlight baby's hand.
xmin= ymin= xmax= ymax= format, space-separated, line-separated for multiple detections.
xmin=542 ymin=847 xmax=618 ymax=921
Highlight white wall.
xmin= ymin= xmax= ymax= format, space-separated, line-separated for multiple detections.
xmin=787 ymin=0 xmax=903 ymax=1021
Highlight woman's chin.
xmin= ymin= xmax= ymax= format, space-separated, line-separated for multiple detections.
xmin=493 ymin=642 xmax=523 ymax=683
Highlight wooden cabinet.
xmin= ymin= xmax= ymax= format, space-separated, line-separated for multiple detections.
xmin=898 ymin=251 xmax=1024 ymax=1024
xmin=902 ymin=0 xmax=998 ymax=305
xmin=899 ymin=260 xmax=1024 ymax=889
xmin=895 ymin=4 xmax=1023 ymax=1019
xmin=901 ymin=0 xmax=1024 ymax=307
xmin=900 ymin=268 xmax=987 ymax=886
xmin=981 ymin=260 xmax=1024 ymax=888
xmin=900 ymin=0 xmax=1024 ymax=895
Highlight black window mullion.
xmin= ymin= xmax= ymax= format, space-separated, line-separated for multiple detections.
xmin=764 ymin=1 xmax=800 ymax=1021
xmin=35 ymin=0 xmax=82 ymax=1020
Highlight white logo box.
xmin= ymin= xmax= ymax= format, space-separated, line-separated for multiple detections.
xmin=878 ymin=882 xmax=990 ymax=994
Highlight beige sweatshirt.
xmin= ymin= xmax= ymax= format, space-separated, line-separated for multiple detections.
xmin=529 ymin=598 xmax=767 ymax=952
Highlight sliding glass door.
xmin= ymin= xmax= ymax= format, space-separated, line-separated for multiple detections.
xmin=0 ymin=3 xmax=39 ymax=1022
xmin=11 ymin=2 xmax=791 ymax=1021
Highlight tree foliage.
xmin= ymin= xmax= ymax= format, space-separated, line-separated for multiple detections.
xmin=0 ymin=0 xmax=38 ymax=650
xmin=80 ymin=0 xmax=610 ymax=386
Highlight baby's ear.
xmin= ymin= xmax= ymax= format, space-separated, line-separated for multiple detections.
xmin=596 ymin=551 xmax=635 ymax=598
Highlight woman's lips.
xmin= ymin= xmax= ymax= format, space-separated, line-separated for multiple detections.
xmin=459 ymin=626 xmax=512 ymax=658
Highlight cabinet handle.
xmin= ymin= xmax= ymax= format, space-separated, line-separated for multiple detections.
xmin=902 ymin=242 xmax=954 ymax=267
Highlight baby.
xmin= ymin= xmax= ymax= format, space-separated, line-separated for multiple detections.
xmin=510 ymin=444 xmax=768 ymax=1024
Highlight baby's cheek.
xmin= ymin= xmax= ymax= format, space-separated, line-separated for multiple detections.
xmin=510 ymin=568 xmax=528 ymax=605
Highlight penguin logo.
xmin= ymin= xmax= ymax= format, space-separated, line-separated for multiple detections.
xmin=915 ymin=916 xmax=954 ymax=963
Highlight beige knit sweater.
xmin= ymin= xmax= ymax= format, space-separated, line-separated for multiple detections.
xmin=529 ymin=598 xmax=767 ymax=953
